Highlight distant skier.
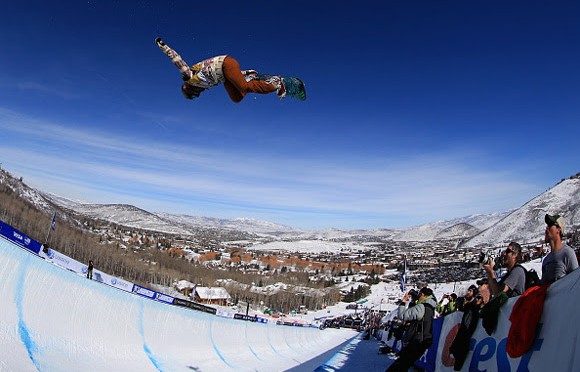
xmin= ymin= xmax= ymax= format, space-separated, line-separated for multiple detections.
xmin=155 ymin=37 xmax=306 ymax=102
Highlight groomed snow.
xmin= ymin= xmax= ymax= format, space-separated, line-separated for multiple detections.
xmin=0 ymin=236 xmax=356 ymax=371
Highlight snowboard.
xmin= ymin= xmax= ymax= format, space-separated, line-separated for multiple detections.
xmin=257 ymin=73 xmax=306 ymax=101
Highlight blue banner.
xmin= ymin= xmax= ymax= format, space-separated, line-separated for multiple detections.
xmin=132 ymin=284 xmax=157 ymax=299
xmin=0 ymin=220 xmax=42 ymax=254
xmin=155 ymin=292 xmax=175 ymax=304
xmin=414 ymin=316 xmax=443 ymax=371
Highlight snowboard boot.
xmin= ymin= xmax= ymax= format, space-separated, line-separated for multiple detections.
xmin=263 ymin=76 xmax=306 ymax=100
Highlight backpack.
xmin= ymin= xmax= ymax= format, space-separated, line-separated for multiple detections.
xmin=514 ymin=264 xmax=541 ymax=290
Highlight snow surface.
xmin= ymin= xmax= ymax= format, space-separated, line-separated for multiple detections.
xmin=0 ymin=227 xmax=553 ymax=371
xmin=463 ymin=178 xmax=580 ymax=247
xmin=0 ymin=236 xmax=356 ymax=371
xmin=249 ymin=240 xmax=372 ymax=254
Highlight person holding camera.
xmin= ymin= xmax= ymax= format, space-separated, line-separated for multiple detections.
xmin=483 ymin=242 xmax=526 ymax=298
xmin=386 ymin=287 xmax=437 ymax=372
xmin=436 ymin=293 xmax=457 ymax=316
xmin=450 ymin=293 xmax=485 ymax=370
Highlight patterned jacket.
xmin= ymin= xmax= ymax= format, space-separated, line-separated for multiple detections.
xmin=185 ymin=55 xmax=228 ymax=89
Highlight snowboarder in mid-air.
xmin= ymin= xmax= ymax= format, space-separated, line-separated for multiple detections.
xmin=155 ymin=37 xmax=306 ymax=102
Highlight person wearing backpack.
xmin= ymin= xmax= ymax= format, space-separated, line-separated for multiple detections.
xmin=386 ymin=287 xmax=437 ymax=372
xmin=483 ymin=242 xmax=526 ymax=298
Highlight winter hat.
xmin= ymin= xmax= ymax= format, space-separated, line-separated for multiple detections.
xmin=545 ymin=214 xmax=566 ymax=236
xmin=476 ymin=278 xmax=488 ymax=286
xmin=468 ymin=284 xmax=479 ymax=295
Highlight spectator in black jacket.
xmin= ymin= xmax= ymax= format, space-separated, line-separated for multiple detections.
xmin=86 ymin=260 xmax=94 ymax=280
xmin=386 ymin=287 xmax=437 ymax=372
xmin=456 ymin=285 xmax=478 ymax=312
xmin=450 ymin=294 xmax=485 ymax=370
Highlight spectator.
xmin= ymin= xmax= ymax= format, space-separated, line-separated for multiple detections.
xmin=450 ymin=294 xmax=485 ymax=370
xmin=456 ymin=285 xmax=478 ymax=312
xmin=436 ymin=293 xmax=457 ymax=316
xmin=476 ymin=278 xmax=491 ymax=304
xmin=86 ymin=260 xmax=94 ymax=280
xmin=386 ymin=287 xmax=437 ymax=372
xmin=542 ymin=214 xmax=579 ymax=284
xmin=483 ymin=242 xmax=526 ymax=298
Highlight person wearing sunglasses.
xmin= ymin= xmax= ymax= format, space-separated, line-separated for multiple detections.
xmin=482 ymin=242 xmax=526 ymax=298
xmin=541 ymin=214 xmax=578 ymax=284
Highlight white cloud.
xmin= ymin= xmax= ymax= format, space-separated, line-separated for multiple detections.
xmin=0 ymin=107 xmax=541 ymax=228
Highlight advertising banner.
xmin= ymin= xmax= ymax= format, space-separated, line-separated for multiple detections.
xmin=95 ymin=271 xmax=134 ymax=293
xmin=0 ymin=220 xmax=42 ymax=254
xmin=40 ymin=247 xmax=136 ymax=293
xmin=42 ymin=248 xmax=86 ymax=274
xmin=173 ymin=298 xmax=217 ymax=314
xmin=133 ymin=284 xmax=157 ymax=299
xmin=234 ymin=314 xmax=259 ymax=322
xmin=155 ymin=292 xmax=175 ymax=305
xmin=216 ymin=308 xmax=236 ymax=319
xmin=429 ymin=270 xmax=580 ymax=371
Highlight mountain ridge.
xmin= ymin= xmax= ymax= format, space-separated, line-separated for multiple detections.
xmin=1 ymin=168 xmax=578 ymax=247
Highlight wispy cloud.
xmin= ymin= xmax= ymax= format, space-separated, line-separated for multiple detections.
xmin=16 ymin=82 xmax=81 ymax=100
xmin=0 ymin=107 xmax=541 ymax=228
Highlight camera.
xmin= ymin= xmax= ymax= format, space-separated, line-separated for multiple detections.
xmin=478 ymin=252 xmax=492 ymax=265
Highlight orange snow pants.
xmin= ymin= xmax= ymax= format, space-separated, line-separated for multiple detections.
xmin=222 ymin=56 xmax=276 ymax=103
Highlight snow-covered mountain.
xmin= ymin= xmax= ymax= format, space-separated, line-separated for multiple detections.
xmin=461 ymin=177 xmax=580 ymax=247
xmin=0 ymin=169 xmax=54 ymax=214
xmin=65 ymin=203 xmax=194 ymax=235
xmin=40 ymin=192 xmax=508 ymax=241
xmin=387 ymin=211 xmax=512 ymax=242
xmin=155 ymin=213 xmax=296 ymax=235
xmin=1 ymin=169 xmax=578 ymax=247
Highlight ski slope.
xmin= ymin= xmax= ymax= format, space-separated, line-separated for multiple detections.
xmin=0 ymin=236 xmax=356 ymax=371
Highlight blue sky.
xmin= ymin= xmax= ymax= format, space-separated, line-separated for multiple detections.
xmin=0 ymin=1 xmax=578 ymax=229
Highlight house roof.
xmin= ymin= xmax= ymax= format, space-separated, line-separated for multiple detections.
xmin=175 ymin=280 xmax=195 ymax=291
xmin=195 ymin=286 xmax=231 ymax=300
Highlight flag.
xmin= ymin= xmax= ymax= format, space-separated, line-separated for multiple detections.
xmin=50 ymin=212 xmax=56 ymax=231
xmin=400 ymin=256 xmax=407 ymax=293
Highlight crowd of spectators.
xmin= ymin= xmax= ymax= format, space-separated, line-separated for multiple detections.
xmin=355 ymin=212 xmax=579 ymax=371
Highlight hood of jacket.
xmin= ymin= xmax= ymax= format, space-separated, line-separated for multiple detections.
xmin=419 ymin=295 xmax=438 ymax=309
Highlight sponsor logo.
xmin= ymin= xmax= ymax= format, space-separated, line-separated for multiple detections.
xmin=134 ymin=286 xmax=155 ymax=298
xmin=53 ymin=255 xmax=71 ymax=265
xmin=24 ymin=237 xmax=31 ymax=245
xmin=468 ymin=334 xmax=543 ymax=371
xmin=156 ymin=293 xmax=174 ymax=303
xmin=437 ymin=323 xmax=544 ymax=371
xmin=111 ymin=278 xmax=117 ymax=285
xmin=13 ymin=232 xmax=23 ymax=241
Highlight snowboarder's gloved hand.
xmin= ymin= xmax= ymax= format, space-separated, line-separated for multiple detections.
xmin=181 ymin=83 xmax=204 ymax=100
xmin=181 ymin=71 xmax=193 ymax=81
